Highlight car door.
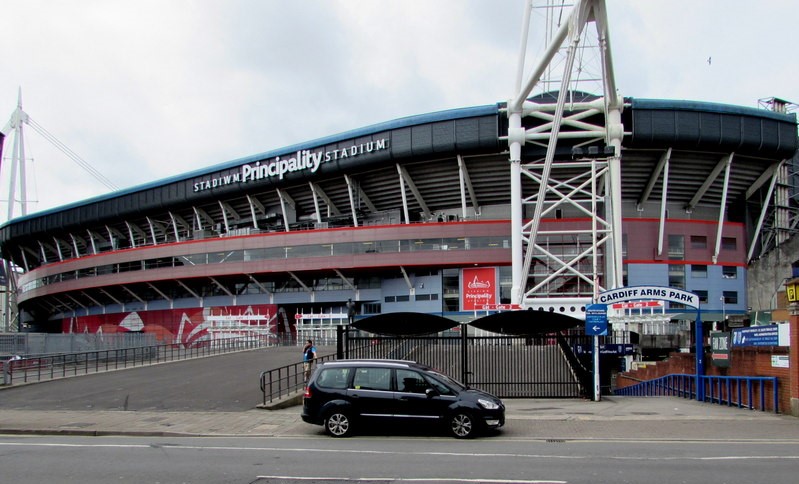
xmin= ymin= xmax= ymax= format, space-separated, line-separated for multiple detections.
xmin=394 ymin=368 xmax=454 ymax=423
xmin=346 ymin=366 xmax=395 ymax=422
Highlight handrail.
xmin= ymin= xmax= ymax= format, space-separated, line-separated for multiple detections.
xmin=615 ymin=373 xmax=779 ymax=413
xmin=258 ymin=337 xmax=393 ymax=405
xmin=2 ymin=335 xmax=275 ymax=386
xmin=259 ymin=352 xmax=338 ymax=405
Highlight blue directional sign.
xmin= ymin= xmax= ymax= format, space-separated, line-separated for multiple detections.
xmin=585 ymin=303 xmax=608 ymax=336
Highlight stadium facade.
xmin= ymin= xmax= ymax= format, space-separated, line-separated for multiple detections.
xmin=0 ymin=92 xmax=797 ymax=357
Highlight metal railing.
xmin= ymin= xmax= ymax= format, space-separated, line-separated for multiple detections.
xmin=259 ymin=352 xmax=338 ymax=405
xmin=2 ymin=335 xmax=278 ymax=386
xmin=615 ymin=373 xmax=780 ymax=413
xmin=1 ymin=332 xmax=158 ymax=356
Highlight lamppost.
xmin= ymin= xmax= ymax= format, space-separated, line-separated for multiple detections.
xmin=720 ymin=295 xmax=726 ymax=329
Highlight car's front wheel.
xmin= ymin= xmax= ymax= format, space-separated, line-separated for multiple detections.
xmin=448 ymin=411 xmax=477 ymax=439
xmin=324 ymin=410 xmax=353 ymax=437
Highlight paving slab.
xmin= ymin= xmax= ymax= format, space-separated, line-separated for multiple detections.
xmin=2 ymin=396 xmax=797 ymax=441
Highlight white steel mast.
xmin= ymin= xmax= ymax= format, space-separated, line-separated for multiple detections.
xmin=1 ymin=88 xmax=30 ymax=220
xmin=507 ymin=0 xmax=624 ymax=315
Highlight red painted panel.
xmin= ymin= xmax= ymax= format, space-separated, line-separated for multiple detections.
xmin=59 ymin=304 xmax=290 ymax=347
xmin=462 ymin=267 xmax=497 ymax=311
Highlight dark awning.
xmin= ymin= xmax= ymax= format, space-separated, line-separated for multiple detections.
xmin=470 ymin=310 xmax=583 ymax=335
xmin=352 ymin=312 xmax=458 ymax=336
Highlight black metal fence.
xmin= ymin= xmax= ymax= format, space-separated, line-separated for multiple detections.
xmin=259 ymin=326 xmax=597 ymax=403
xmin=343 ymin=328 xmax=593 ymax=399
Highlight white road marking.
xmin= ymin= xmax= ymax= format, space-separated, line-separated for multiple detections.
xmin=1 ymin=441 xmax=798 ymax=462
xmin=254 ymin=478 xmax=566 ymax=484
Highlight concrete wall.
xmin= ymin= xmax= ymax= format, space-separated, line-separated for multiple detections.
xmin=748 ymin=234 xmax=799 ymax=314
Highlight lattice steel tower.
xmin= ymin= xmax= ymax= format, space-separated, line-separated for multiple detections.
xmin=507 ymin=0 xmax=624 ymax=316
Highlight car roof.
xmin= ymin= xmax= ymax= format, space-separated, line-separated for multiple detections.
xmin=319 ymin=359 xmax=431 ymax=370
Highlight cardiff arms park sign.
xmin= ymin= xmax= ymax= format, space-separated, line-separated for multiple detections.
xmin=597 ymin=285 xmax=699 ymax=308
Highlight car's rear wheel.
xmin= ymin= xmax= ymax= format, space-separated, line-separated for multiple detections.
xmin=324 ymin=410 xmax=353 ymax=437
xmin=448 ymin=411 xmax=477 ymax=439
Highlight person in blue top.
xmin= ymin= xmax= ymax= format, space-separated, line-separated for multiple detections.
xmin=302 ymin=339 xmax=317 ymax=382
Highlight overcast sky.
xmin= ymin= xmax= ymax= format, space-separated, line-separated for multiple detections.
xmin=1 ymin=0 xmax=796 ymax=223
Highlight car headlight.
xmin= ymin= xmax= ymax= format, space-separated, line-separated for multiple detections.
xmin=478 ymin=398 xmax=499 ymax=410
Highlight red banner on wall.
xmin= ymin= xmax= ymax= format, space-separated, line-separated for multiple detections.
xmin=60 ymin=304 xmax=291 ymax=347
xmin=462 ymin=267 xmax=497 ymax=311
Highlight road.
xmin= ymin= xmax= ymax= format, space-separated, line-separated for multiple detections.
xmin=0 ymin=434 xmax=797 ymax=484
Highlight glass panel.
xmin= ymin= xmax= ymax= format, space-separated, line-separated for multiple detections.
xmin=668 ymin=264 xmax=685 ymax=289
xmin=317 ymin=368 xmax=351 ymax=389
xmin=722 ymin=291 xmax=738 ymax=304
xmin=25 ymin=234 xmax=512 ymax=295
xmin=397 ymin=369 xmax=428 ymax=393
xmin=722 ymin=266 xmax=737 ymax=279
xmin=352 ymin=367 xmax=391 ymax=391
xmin=690 ymin=235 xmax=707 ymax=249
xmin=721 ymin=237 xmax=737 ymax=250
xmin=668 ymin=235 xmax=684 ymax=260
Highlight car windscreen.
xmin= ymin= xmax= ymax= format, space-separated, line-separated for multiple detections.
xmin=425 ymin=370 xmax=466 ymax=392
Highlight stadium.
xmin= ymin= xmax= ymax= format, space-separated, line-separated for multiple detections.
xmin=1 ymin=1 xmax=797 ymax=366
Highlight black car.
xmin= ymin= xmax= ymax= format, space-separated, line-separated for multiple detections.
xmin=301 ymin=359 xmax=505 ymax=438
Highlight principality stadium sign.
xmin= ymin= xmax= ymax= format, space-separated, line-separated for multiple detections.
xmin=193 ymin=138 xmax=389 ymax=192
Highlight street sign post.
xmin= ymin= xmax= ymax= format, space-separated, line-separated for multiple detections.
xmin=585 ymin=304 xmax=608 ymax=336
xmin=585 ymin=303 xmax=608 ymax=402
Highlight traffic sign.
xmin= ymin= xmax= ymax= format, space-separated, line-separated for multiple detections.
xmin=585 ymin=303 xmax=608 ymax=336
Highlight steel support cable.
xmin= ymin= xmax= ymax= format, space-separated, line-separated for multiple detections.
xmin=25 ymin=117 xmax=119 ymax=191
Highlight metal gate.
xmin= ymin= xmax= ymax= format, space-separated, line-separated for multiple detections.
xmin=341 ymin=328 xmax=593 ymax=398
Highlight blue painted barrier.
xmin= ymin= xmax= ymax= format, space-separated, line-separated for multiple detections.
xmin=615 ymin=374 xmax=779 ymax=413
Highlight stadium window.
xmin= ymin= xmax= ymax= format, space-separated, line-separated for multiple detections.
xmin=721 ymin=237 xmax=737 ymax=250
xmin=668 ymin=235 xmax=684 ymax=260
xmin=362 ymin=303 xmax=381 ymax=314
xmin=668 ymin=264 xmax=685 ymax=289
xmin=396 ymin=295 xmax=410 ymax=302
xmin=415 ymin=294 xmax=431 ymax=301
xmin=722 ymin=266 xmax=737 ymax=279
xmin=690 ymin=235 xmax=707 ymax=249
xmin=694 ymin=290 xmax=708 ymax=304
xmin=692 ymin=264 xmax=707 ymax=278
xmin=384 ymin=296 xmax=395 ymax=303
xmin=722 ymin=291 xmax=738 ymax=304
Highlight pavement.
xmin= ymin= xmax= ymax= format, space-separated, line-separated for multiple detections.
xmin=2 ymin=395 xmax=799 ymax=441
xmin=2 ymin=348 xmax=798 ymax=441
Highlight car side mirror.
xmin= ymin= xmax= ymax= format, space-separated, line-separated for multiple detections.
xmin=425 ymin=387 xmax=439 ymax=398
